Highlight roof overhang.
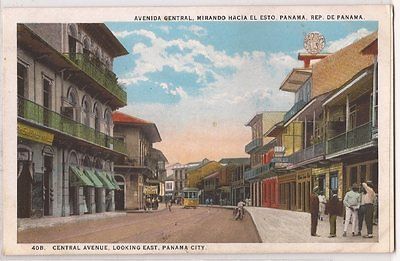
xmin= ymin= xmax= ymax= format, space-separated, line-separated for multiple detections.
xmin=284 ymin=99 xmax=316 ymax=127
xmin=280 ymin=68 xmax=312 ymax=92
xmin=322 ymin=69 xmax=372 ymax=107
xmin=264 ymin=121 xmax=284 ymax=137
xmin=203 ymin=171 xmax=219 ymax=180
xmin=80 ymin=23 xmax=129 ymax=57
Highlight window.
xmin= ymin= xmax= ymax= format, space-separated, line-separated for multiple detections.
xmin=68 ymin=24 xmax=78 ymax=58
xmin=349 ymin=105 xmax=357 ymax=130
xmin=93 ymin=104 xmax=101 ymax=132
xmin=82 ymin=97 xmax=90 ymax=126
xmin=329 ymin=171 xmax=338 ymax=193
xmin=43 ymin=77 xmax=52 ymax=109
xmin=104 ymin=109 xmax=112 ymax=135
xmin=17 ymin=63 xmax=28 ymax=97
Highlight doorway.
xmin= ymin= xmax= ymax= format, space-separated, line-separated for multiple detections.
xmin=114 ymin=175 xmax=125 ymax=211
xmin=17 ymin=161 xmax=32 ymax=218
xmin=43 ymin=155 xmax=53 ymax=216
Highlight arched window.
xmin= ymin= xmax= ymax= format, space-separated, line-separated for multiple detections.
xmin=94 ymin=158 xmax=103 ymax=170
xmin=104 ymin=109 xmax=112 ymax=135
xmin=68 ymin=151 xmax=78 ymax=165
xmin=63 ymin=87 xmax=78 ymax=121
xmin=93 ymin=103 xmax=101 ymax=132
xmin=83 ymin=37 xmax=91 ymax=58
xmin=67 ymin=87 xmax=77 ymax=106
xmin=82 ymin=155 xmax=91 ymax=168
xmin=82 ymin=96 xmax=91 ymax=127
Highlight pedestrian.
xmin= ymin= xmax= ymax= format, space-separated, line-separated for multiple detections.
xmin=168 ymin=199 xmax=172 ymax=212
xmin=310 ymin=186 xmax=320 ymax=237
xmin=325 ymin=190 xmax=343 ymax=238
xmin=105 ymin=191 xmax=112 ymax=212
xmin=318 ymin=192 xmax=327 ymax=221
xmin=210 ymin=198 xmax=213 ymax=206
xmin=205 ymin=198 xmax=209 ymax=206
xmin=359 ymin=181 xmax=376 ymax=238
xmin=343 ymin=183 xmax=360 ymax=237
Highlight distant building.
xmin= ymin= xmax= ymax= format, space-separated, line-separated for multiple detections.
xmin=112 ymin=112 xmax=167 ymax=210
xmin=171 ymin=160 xmax=204 ymax=197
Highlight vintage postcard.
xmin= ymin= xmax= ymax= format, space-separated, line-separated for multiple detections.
xmin=1 ymin=4 xmax=394 ymax=256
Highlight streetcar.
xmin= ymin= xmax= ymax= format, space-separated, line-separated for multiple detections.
xmin=182 ymin=187 xmax=200 ymax=208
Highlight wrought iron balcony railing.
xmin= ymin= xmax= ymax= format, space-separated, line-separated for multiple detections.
xmin=244 ymin=163 xmax=274 ymax=181
xmin=245 ymin=138 xmax=262 ymax=153
xmin=283 ymin=100 xmax=308 ymax=122
xmin=64 ymin=53 xmax=127 ymax=105
xmin=327 ymin=122 xmax=373 ymax=155
xmin=18 ymin=96 xmax=127 ymax=155
xmin=287 ymin=142 xmax=325 ymax=165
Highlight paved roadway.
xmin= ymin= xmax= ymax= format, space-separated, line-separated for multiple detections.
xmin=18 ymin=206 xmax=260 ymax=243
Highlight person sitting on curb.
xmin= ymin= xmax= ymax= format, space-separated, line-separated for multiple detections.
xmin=325 ymin=190 xmax=343 ymax=238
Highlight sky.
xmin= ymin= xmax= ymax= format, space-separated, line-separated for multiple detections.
xmin=106 ymin=21 xmax=378 ymax=165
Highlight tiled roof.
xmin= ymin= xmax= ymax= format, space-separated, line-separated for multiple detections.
xmin=311 ymin=32 xmax=377 ymax=98
xmin=112 ymin=111 xmax=152 ymax=125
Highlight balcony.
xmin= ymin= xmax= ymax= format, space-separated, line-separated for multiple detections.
xmin=64 ymin=53 xmax=127 ymax=105
xmin=283 ymin=100 xmax=307 ymax=122
xmin=244 ymin=163 xmax=274 ymax=181
xmin=327 ymin=122 xmax=373 ymax=155
xmin=245 ymin=138 xmax=262 ymax=153
xmin=288 ymin=142 xmax=325 ymax=165
xmin=18 ymin=96 xmax=127 ymax=155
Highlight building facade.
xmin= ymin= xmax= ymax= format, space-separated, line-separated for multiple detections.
xmin=244 ymin=112 xmax=285 ymax=206
xmin=17 ymin=23 xmax=127 ymax=218
xmin=245 ymin=32 xmax=378 ymax=214
xmin=172 ymin=161 xmax=202 ymax=197
xmin=112 ymin=112 xmax=167 ymax=210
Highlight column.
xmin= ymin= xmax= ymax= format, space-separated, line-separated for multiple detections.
xmin=249 ymin=182 xmax=253 ymax=206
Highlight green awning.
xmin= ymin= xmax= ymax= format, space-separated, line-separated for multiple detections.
xmin=106 ymin=173 xmax=121 ymax=190
xmin=70 ymin=166 xmax=94 ymax=187
xmin=83 ymin=169 xmax=103 ymax=188
xmin=95 ymin=170 xmax=114 ymax=190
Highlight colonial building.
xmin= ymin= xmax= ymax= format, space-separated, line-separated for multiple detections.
xmin=17 ymin=23 xmax=127 ymax=218
xmin=219 ymin=158 xmax=250 ymax=205
xmin=244 ymin=112 xmax=285 ymax=206
xmin=112 ymin=112 xmax=167 ymax=210
xmin=259 ymin=32 xmax=378 ymax=213
xmin=172 ymin=161 xmax=202 ymax=197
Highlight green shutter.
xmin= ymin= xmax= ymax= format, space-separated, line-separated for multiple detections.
xmin=83 ymin=169 xmax=103 ymax=188
xmin=70 ymin=166 xmax=94 ymax=187
xmin=95 ymin=170 xmax=114 ymax=190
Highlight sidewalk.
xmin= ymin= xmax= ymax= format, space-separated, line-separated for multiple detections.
xmin=18 ymin=211 xmax=127 ymax=232
xmin=245 ymin=207 xmax=379 ymax=243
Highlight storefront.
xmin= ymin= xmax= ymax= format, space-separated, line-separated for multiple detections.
xmin=295 ymin=168 xmax=312 ymax=212
xmin=312 ymin=163 xmax=343 ymax=199
xmin=278 ymin=173 xmax=297 ymax=211
xmin=262 ymin=177 xmax=279 ymax=208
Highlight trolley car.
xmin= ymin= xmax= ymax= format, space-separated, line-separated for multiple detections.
xmin=182 ymin=187 xmax=199 ymax=208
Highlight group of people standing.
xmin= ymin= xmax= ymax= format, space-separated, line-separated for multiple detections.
xmin=310 ymin=181 xmax=377 ymax=238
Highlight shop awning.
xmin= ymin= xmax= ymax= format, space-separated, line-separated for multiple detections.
xmin=106 ymin=173 xmax=121 ymax=190
xmin=83 ymin=169 xmax=103 ymax=188
xmin=70 ymin=166 xmax=94 ymax=187
xmin=95 ymin=170 xmax=115 ymax=190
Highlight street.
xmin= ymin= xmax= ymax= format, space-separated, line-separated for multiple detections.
xmin=18 ymin=206 xmax=260 ymax=243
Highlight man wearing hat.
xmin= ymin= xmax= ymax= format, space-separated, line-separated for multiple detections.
xmin=343 ymin=183 xmax=361 ymax=237
xmin=310 ymin=186 xmax=320 ymax=236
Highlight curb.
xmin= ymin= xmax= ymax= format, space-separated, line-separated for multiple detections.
xmin=243 ymin=207 xmax=264 ymax=243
